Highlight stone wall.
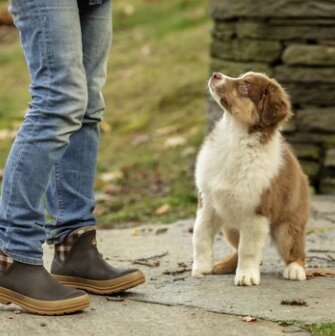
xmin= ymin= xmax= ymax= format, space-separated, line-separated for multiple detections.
xmin=208 ymin=0 xmax=335 ymax=194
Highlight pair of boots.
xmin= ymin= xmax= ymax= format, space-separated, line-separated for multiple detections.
xmin=0 ymin=227 xmax=145 ymax=315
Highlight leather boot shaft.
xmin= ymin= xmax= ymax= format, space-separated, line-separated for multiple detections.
xmin=0 ymin=260 xmax=89 ymax=315
xmin=51 ymin=228 xmax=145 ymax=294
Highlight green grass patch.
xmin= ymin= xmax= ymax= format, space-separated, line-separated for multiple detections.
xmin=305 ymin=323 xmax=335 ymax=336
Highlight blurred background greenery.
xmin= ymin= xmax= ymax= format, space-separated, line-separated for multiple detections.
xmin=0 ymin=0 xmax=210 ymax=227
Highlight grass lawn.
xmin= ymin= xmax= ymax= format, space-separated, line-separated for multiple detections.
xmin=0 ymin=0 xmax=211 ymax=227
xmin=306 ymin=323 xmax=335 ymax=336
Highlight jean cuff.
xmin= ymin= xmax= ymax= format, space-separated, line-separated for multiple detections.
xmin=0 ymin=245 xmax=43 ymax=266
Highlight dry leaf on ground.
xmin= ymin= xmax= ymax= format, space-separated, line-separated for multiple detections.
xmin=155 ymin=204 xmax=170 ymax=215
xmin=164 ymin=136 xmax=186 ymax=149
xmin=155 ymin=227 xmax=168 ymax=235
xmin=241 ymin=316 xmax=257 ymax=322
xmin=100 ymin=121 xmax=111 ymax=133
xmin=306 ymin=268 xmax=335 ymax=279
xmin=98 ymin=171 xmax=124 ymax=183
xmin=154 ymin=124 xmax=181 ymax=137
xmin=281 ymin=299 xmax=308 ymax=306
xmin=0 ymin=129 xmax=17 ymax=140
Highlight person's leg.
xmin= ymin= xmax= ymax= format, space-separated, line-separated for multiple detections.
xmin=45 ymin=0 xmax=112 ymax=244
xmin=0 ymin=0 xmax=90 ymax=314
xmin=0 ymin=0 xmax=88 ymax=265
xmin=46 ymin=1 xmax=145 ymax=293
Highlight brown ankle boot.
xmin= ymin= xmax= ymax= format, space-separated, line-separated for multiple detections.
xmin=0 ymin=250 xmax=89 ymax=315
xmin=51 ymin=227 xmax=145 ymax=294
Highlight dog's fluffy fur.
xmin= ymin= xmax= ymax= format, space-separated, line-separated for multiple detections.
xmin=192 ymin=72 xmax=310 ymax=286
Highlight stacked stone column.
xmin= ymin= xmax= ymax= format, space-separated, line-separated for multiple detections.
xmin=208 ymin=0 xmax=335 ymax=194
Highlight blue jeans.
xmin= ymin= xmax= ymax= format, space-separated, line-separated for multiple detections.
xmin=0 ymin=0 xmax=112 ymax=265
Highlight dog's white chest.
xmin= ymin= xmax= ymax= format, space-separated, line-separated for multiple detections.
xmin=196 ymin=116 xmax=282 ymax=221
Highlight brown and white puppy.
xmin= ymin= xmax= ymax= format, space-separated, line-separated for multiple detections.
xmin=192 ymin=72 xmax=310 ymax=286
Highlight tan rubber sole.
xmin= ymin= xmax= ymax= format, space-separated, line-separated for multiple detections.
xmin=52 ymin=270 xmax=146 ymax=295
xmin=0 ymin=286 xmax=90 ymax=315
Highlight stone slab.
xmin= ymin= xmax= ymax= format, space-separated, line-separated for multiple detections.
xmin=211 ymin=39 xmax=282 ymax=63
xmin=325 ymin=149 xmax=335 ymax=168
xmin=214 ymin=20 xmax=335 ymax=41
xmin=283 ymin=44 xmax=335 ymax=66
xmin=296 ymin=107 xmax=335 ymax=132
xmin=275 ymin=65 xmax=335 ymax=83
xmin=211 ymin=0 xmax=335 ymax=19
xmin=283 ymin=83 xmax=335 ymax=106
xmin=291 ymin=144 xmax=320 ymax=160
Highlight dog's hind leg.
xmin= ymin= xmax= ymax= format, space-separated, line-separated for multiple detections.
xmin=272 ymin=221 xmax=306 ymax=281
xmin=192 ymin=197 xmax=220 ymax=278
xmin=212 ymin=228 xmax=239 ymax=274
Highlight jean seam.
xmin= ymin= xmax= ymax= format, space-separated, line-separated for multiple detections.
xmin=54 ymin=162 xmax=64 ymax=223
xmin=3 ymin=146 xmax=25 ymax=218
xmin=35 ymin=0 xmax=51 ymax=113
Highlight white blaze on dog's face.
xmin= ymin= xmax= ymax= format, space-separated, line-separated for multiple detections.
xmin=208 ymin=72 xmax=292 ymax=136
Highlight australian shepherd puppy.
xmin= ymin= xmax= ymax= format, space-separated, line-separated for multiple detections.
xmin=192 ymin=72 xmax=310 ymax=286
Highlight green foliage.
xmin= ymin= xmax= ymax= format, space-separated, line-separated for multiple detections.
xmin=0 ymin=0 xmax=210 ymax=227
xmin=305 ymin=323 xmax=335 ymax=336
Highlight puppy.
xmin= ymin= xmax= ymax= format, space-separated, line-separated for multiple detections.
xmin=192 ymin=72 xmax=310 ymax=286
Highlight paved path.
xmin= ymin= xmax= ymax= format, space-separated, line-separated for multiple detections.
xmin=1 ymin=196 xmax=334 ymax=335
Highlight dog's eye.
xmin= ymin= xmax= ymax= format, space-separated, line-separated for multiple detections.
xmin=239 ymin=82 xmax=250 ymax=96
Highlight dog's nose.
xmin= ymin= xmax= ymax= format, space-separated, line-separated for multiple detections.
xmin=212 ymin=72 xmax=224 ymax=80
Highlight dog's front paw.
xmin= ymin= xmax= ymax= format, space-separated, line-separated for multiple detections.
xmin=283 ymin=262 xmax=306 ymax=281
xmin=234 ymin=267 xmax=260 ymax=286
xmin=192 ymin=263 xmax=212 ymax=278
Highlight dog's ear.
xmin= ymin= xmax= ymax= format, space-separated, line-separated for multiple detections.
xmin=258 ymin=82 xmax=292 ymax=127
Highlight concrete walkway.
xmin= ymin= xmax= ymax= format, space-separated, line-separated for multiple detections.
xmin=1 ymin=196 xmax=334 ymax=335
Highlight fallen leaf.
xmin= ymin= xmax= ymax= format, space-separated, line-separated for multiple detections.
xmin=98 ymin=171 xmax=124 ymax=182
xmin=155 ymin=204 xmax=170 ymax=216
xmin=306 ymin=268 xmax=335 ymax=279
xmin=241 ymin=316 xmax=257 ymax=322
xmin=154 ymin=124 xmax=181 ymax=137
xmin=123 ymin=4 xmax=134 ymax=16
xmin=177 ymin=262 xmax=188 ymax=268
xmin=106 ymin=296 xmax=125 ymax=302
xmin=0 ymin=129 xmax=17 ymax=140
xmin=133 ymin=260 xmax=160 ymax=267
xmin=95 ymin=192 xmax=112 ymax=202
xmin=100 ymin=121 xmax=111 ymax=133
xmin=0 ymin=8 xmax=14 ymax=26
xmin=164 ymin=136 xmax=186 ymax=149
xmin=280 ymin=299 xmax=308 ymax=306
xmin=163 ymin=268 xmax=191 ymax=275
xmin=141 ymin=45 xmax=152 ymax=57
xmin=131 ymin=229 xmax=140 ymax=237
xmin=155 ymin=227 xmax=168 ymax=235
xmin=102 ymin=184 xmax=122 ymax=195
